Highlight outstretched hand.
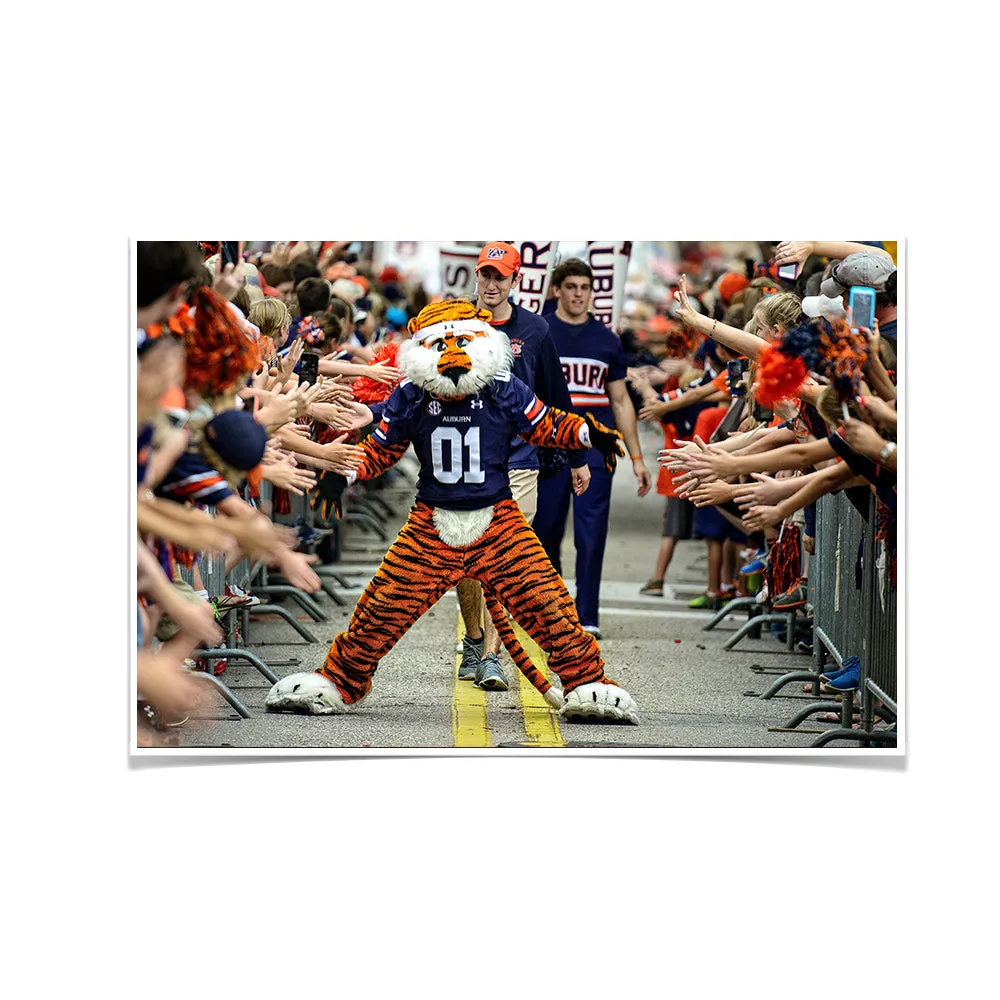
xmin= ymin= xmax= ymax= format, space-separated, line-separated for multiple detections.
xmin=363 ymin=361 xmax=403 ymax=385
xmin=733 ymin=473 xmax=784 ymax=508
xmin=774 ymin=241 xmax=813 ymax=266
xmin=673 ymin=275 xmax=703 ymax=330
xmin=685 ymin=442 xmax=739 ymax=480
xmin=742 ymin=504 xmax=783 ymax=532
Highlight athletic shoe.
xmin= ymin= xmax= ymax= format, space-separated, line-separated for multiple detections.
xmin=822 ymin=663 xmax=860 ymax=692
xmin=772 ymin=580 xmax=808 ymax=610
xmin=581 ymin=624 xmax=603 ymax=639
xmin=474 ymin=652 xmax=508 ymax=691
xmin=639 ymin=579 xmax=664 ymax=596
xmin=820 ymin=655 xmax=859 ymax=683
xmin=458 ymin=635 xmax=483 ymax=681
xmin=688 ymin=594 xmax=720 ymax=611
xmin=740 ymin=557 xmax=767 ymax=575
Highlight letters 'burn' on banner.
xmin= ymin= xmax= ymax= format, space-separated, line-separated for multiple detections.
xmin=439 ymin=244 xmax=481 ymax=301
xmin=585 ymin=241 xmax=633 ymax=331
xmin=505 ymin=241 xmax=559 ymax=316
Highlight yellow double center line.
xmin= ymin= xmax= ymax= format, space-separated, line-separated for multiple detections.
xmin=451 ymin=618 xmax=490 ymax=747
xmin=451 ymin=616 xmax=565 ymax=747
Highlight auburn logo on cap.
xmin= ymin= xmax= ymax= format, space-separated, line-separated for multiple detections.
xmin=487 ymin=247 xmax=506 ymax=259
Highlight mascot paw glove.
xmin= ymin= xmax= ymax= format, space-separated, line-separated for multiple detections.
xmin=311 ymin=471 xmax=348 ymax=521
xmin=584 ymin=414 xmax=625 ymax=473
xmin=561 ymin=681 xmax=639 ymax=725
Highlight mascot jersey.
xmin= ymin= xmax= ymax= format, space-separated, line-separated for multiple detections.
xmin=372 ymin=371 xmax=551 ymax=511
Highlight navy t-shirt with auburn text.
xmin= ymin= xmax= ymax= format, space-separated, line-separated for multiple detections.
xmin=544 ymin=312 xmax=628 ymax=469
xmin=371 ymin=372 xmax=563 ymax=511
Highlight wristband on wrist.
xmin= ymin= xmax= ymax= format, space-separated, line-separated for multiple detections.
xmin=630 ymin=454 xmax=643 ymax=461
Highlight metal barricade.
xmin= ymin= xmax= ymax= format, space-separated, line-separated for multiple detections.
xmin=177 ymin=533 xmax=279 ymax=686
xmin=765 ymin=488 xmax=897 ymax=746
xmin=240 ymin=481 xmax=322 ymax=644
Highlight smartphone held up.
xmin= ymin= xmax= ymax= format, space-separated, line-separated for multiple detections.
xmin=848 ymin=285 xmax=876 ymax=332
xmin=298 ymin=351 xmax=319 ymax=386
xmin=221 ymin=241 xmax=241 ymax=267
xmin=727 ymin=359 xmax=746 ymax=397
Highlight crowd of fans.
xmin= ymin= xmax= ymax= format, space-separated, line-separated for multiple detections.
xmin=622 ymin=240 xmax=898 ymax=700
xmin=135 ymin=240 xmax=898 ymax=744
xmin=136 ymin=240 xmax=426 ymax=743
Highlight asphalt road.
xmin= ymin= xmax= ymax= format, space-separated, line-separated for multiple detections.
xmin=175 ymin=425 xmax=837 ymax=751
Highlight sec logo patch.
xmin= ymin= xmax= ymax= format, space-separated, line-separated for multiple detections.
xmin=427 ymin=400 xmax=442 ymax=415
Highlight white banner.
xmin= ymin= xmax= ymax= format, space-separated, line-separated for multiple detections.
xmin=585 ymin=241 xmax=633 ymax=331
xmin=508 ymin=240 xmax=559 ymax=315
xmin=439 ymin=244 xmax=480 ymax=301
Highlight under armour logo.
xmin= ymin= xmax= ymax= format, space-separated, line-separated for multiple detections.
xmin=470 ymin=398 xmax=484 ymax=409
xmin=427 ymin=400 xmax=442 ymax=415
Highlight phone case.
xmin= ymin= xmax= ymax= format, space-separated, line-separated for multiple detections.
xmin=848 ymin=285 xmax=876 ymax=331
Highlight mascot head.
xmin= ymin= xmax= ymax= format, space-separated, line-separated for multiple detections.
xmin=399 ymin=300 xmax=513 ymax=398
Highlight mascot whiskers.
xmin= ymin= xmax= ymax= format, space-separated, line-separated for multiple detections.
xmin=266 ymin=300 xmax=639 ymax=725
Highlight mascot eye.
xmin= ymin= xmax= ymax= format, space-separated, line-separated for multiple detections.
xmin=434 ymin=341 xmax=447 ymax=353
xmin=455 ymin=337 xmax=470 ymax=348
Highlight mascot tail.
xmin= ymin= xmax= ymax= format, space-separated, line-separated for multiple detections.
xmin=483 ymin=592 xmax=564 ymax=709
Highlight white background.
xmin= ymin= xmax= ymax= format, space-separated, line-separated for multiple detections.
xmin=1 ymin=2 xmax=991 ymax=998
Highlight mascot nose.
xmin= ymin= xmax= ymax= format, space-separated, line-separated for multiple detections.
xmin=439 ymin=348 xmax=471 ymax=384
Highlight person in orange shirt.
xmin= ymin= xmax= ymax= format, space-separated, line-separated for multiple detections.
xmin=631 ymin=364 xmax=713 ymax=597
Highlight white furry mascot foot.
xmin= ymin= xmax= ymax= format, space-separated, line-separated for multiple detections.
xmin=560 ymin=682 xmax=639 ymax=725
xmin=265 ymin=672 xmax=349 ymax=715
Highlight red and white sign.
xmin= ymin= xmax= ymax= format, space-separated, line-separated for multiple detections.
xmin=585 ymin=241 xmax=633 ymax=331
xmin=508 ymin=240 xmax=559 ymax=315
xmin=439 ymin=244 xmax=480 ymax=301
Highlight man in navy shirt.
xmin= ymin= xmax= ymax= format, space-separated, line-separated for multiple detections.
xmin=455 ymin=242 xmax=584 ymax=690
xmin=533 ymin=258 xmax=652 ymax=638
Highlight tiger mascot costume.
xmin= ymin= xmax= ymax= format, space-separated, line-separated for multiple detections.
xmin=265 ymin=300 xmax=640 ymax=725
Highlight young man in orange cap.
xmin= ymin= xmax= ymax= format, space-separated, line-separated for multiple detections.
xmin=455 ymin=241 xmax=583 ymax=690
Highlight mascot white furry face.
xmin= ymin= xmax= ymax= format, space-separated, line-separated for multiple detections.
xmin=398 ymin=308 xmax=512 ymax=399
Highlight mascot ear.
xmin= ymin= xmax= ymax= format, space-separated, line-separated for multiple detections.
xmin=475 ymin=306 xmax=494 ymax=324
xmin=407 ymin=316 xmax=420 ymax=336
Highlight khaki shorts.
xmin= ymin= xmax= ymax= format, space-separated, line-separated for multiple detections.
xmin=509 ymin=468 xmax=539 ymax=525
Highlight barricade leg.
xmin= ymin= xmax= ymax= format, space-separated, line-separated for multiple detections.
xmin=344 ymin=509 xmax=389 ymax=541
xmin=315 ymin=566 xmax=357 ymax=589
xmin=188 ymin=671 xmax=252 ymax=719
xmin=247 ymin=605 xmax=319 ymax=644
xmin=315 ymin=576 xmax=349 ymax=606
xmin=760 ymin=622 xmax=839 ymax=700
xmin=722 ymin=611 xmax=795 ymax=651
xmin=251 ymin=583 xmax=329 ymax=622
xmin=702 ymin=595 xmax=758 ymax=632
xmin=192 ymin=646 xmax=279 ymax=684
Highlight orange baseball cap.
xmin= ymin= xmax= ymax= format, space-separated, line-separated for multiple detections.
xmin=476 ymin=241 xmax=521 ymax=276
xmin=717 ymin=271 xmax=749 ymax=304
